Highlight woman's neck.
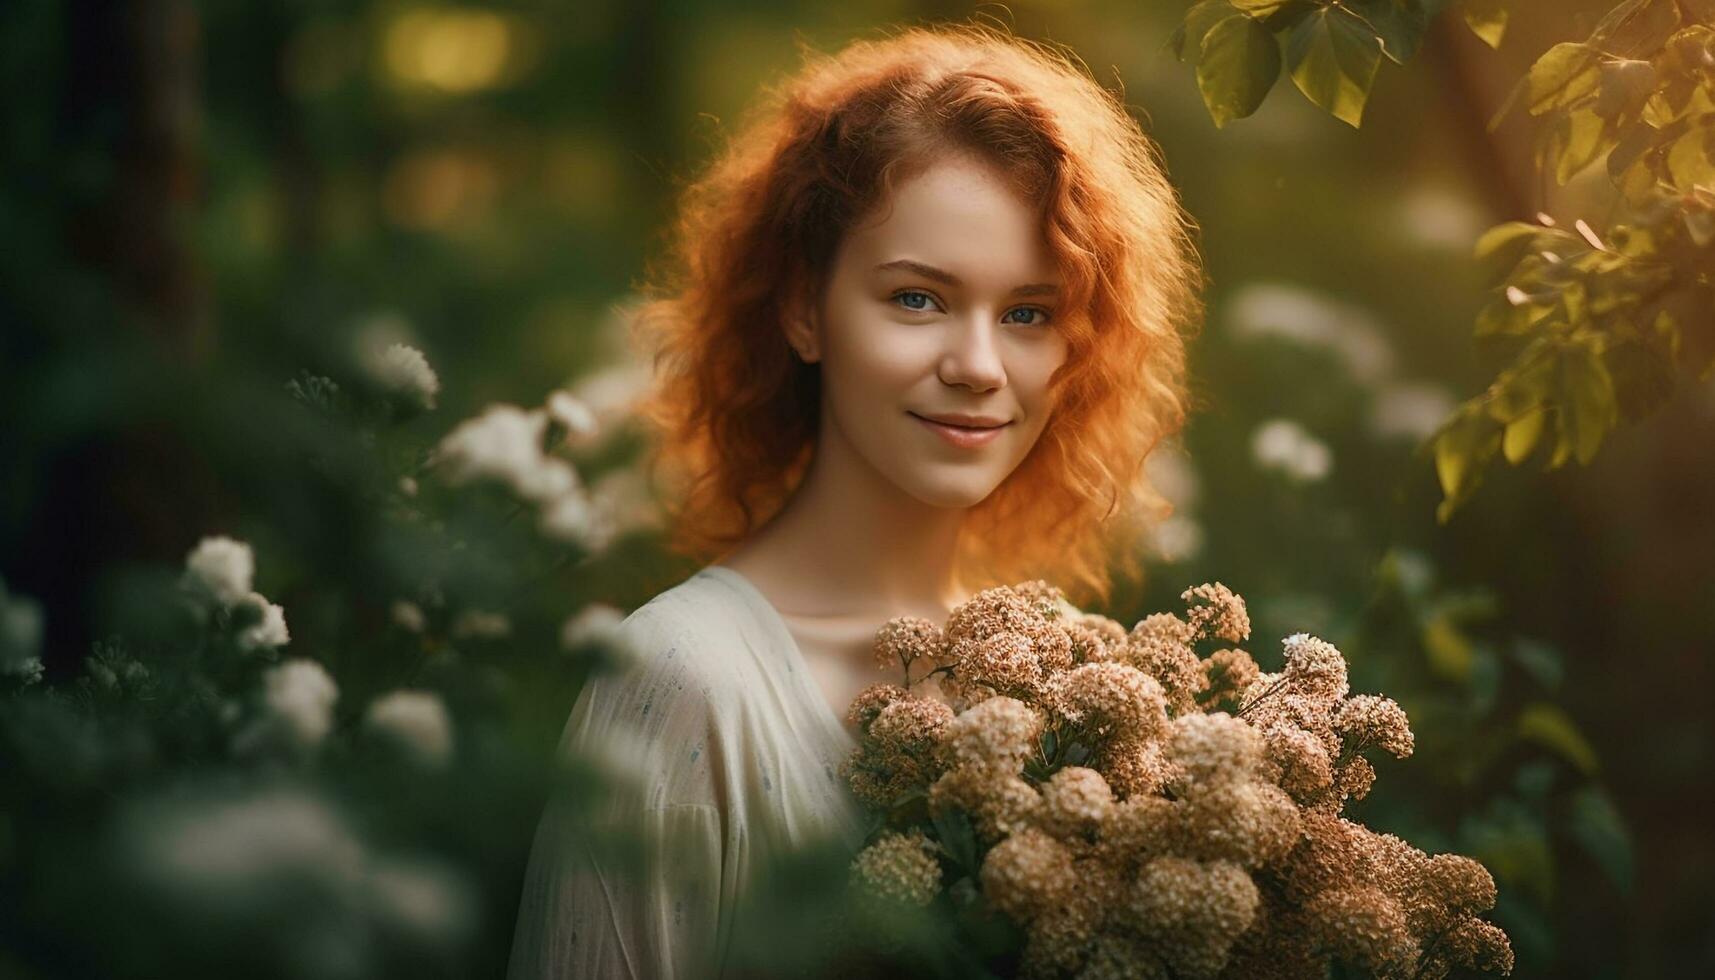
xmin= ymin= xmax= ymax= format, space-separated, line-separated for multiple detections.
xmin=717 ymin=435 xmax=973 ymax=623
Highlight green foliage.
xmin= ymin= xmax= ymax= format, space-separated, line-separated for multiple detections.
xmin=0 ymin=341 xmax=646 ymax=978
xmin=1347 ymin=549 xmax=1632 ymax=972
xmin=1434 ymin=0 xmax=1715 ymax=521
xmin=1176 ymin=0 xmax=1712 ymax=520
xmin=1197 ymin=13 xmax=1282 ymax=127
xmin=1170 ymin=0 xmax=1501 ymax=128
xmin=1286 ymin=5 xmax=1386 ymax=127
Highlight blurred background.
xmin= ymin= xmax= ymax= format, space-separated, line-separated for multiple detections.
xmin=2 ymin=0 xmax=1710 ymax=977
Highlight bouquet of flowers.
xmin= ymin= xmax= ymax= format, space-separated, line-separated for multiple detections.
xmin=843 ymin=580 xmax=1514 ymax=979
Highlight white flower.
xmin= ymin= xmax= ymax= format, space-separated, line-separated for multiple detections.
xmin=1370 ymin=382 xmax=1457 ymax=442
xmin=546 ymin=389 xmax=600 ymax=447
xmin=560 ymin=602 xmax=625 ymax=649
xmin=1147 ymin=514 xmax=1205 ymax=564
xmin=568 ymin=361 xmax=650 ymax=431
xmin=391 ymin=600 xmax=426 ymax=633
xmin=518 ymin=457 xmax=579 ymax=503
xmin=236 ymin=592 xmax=291 ymax=651
xmin=362 ymin=343 xmax=440 ymax=411
xmin=399 ymin=476 xmax=419 ymax=497
xmin=1251 ymin=419 xmax=1332 ymax=482
xmin=121 ymin=785 xmax=366 ymax=902
xmin=435 ymin=404 xmax=579 ymax=502
xmin=538 ymin=489 xmax=615 ymax=551
xmin=450 ymin=609 xmax=510 ymax=640
xmin=0 ymin=580 xmax=44 ymax=683
xmin=1394 ymin=184 xmax=1487 ymax=252
xmin=364 ymin=690 xmax=453 ymax=767
xmin=587 ymin=468 xmax=663 ymax=535
xmin=261 ymin=659 xmax=339 ymax=751
xmin=183 ymin=536 xmax=255 ymax=607
xmin=1226 ymin=282 xmax=1395 ymax=385
xmin=365 ymin=858 xmax=474 ymax=945
xmin=1144 ymin=444 xmax=1200 ymax=510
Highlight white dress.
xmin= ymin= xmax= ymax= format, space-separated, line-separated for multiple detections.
xmin=506 ymin=564 xmax=868 ymax=980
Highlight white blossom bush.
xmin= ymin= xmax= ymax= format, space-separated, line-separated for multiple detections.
xmin=0 ymin=342 xmax=666 ymax=980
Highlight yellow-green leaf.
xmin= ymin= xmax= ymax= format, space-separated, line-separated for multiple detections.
xmin=1171 ymin=0 xmax=1243 ymax=63
xmin=1423 ymin=613 xmax=1474 ymax=681
xmin=1527 ymin=43 xmax=1601 ymax=116
xmin=1462 ymin=0 xmax=1508 ymax=49
xmin=1474 ymin=220 xmax=1541 ymax=269
xmin=1546 ymin=107 xmax=1614 ymax=185
xmin=1350 ymin=0 xmax=1431 ymax=66
xmin=1285 ymin=5 xmax=1385 ymax=128
xmin=1666 ymin=126 xmax=1715 ymax=192
xmin=1517 ymin=702 xmax=1600 ymax=774
xmin=1502 ymin=408 xmax=1548 ymax=463
xmin=1489 ymin=349 xmax=1557 ymax=422
xmin=1434 ymin=408 xmax=1502 ymax=520
xmin=1560 ymin=340 xmax=1620 ymax=465
xmin=1198 ymin=14 xmax=1283 ymax=127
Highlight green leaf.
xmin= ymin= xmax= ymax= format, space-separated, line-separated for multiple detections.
xmin=931 ymin=806 xmax=979 ymax=874
xmin=1488 ymin=344 xmax=1558 ymax=421
xmin=1433 ymin=408 xmax=1503 ymax=522
xmin=1197 ymin=14 xmax=1283 ymax=127
xmin=1589 ymin=0 xmax=1683 ymax=59
xmin=1171 ymin=0 xmax=1241 ymax=62
xmin=1516 ymin=701 xmax=1600 ymax=774
xmin=1542 ymin=106 xmax=1615 ymax=184
xmin=1665 ymin=125 xmax=1715 ymax=192
xmin=1285 ymin=5 xmax=1386 ymax=127
xmin=1569 ymin=786 xmax=1635 ymax=896
xmin=1526 ymin=43 xmax=1602 ymax=117
xmin=1686 ymin=205 xmax=1715 ymax=247
xmin=1608 ymin=118 xmax=1664 ymax=179
xmin=1508 ymin=637 xmax=1565 ymax=691
xmin=1558 ymin=339 xmax=1620 ymax=465
xmin=1423 ymin=611 xmax=1474 ymax=681
xmin=1596 ymin=59 xmax=1658 ymax=121
xmin=1349 ymin=0 xmax=1430 ymax=65
xmin=1501 ymin=408 xmax=1547 ymax=463
xmin=1229 ymin=0 xmax=1299 ymax=14
xmin=1464 ymin=801 xmax=1557 ymax=905
xmin=1473 ymin=221 xmax=1543 ymax=278
xmin=1461 ymin=0 xmax=1507 ymax=48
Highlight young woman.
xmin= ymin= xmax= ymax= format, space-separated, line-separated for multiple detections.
xmin=508 ymin=22 xmax=1203 ymax=979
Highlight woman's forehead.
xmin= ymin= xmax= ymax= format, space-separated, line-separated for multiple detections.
xmin=840 ymin=157 xmax=1059 ymax=287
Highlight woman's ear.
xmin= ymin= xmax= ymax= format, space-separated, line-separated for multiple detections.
xmin=782 ymin=289 xmax=822 ymax=364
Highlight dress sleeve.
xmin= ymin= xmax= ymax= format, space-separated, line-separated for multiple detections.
xmin=507 ymin=606 xmax=731 ymax=980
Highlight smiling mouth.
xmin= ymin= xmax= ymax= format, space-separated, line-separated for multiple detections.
xmin=909 ymin=412 xmax=1012 ymax=448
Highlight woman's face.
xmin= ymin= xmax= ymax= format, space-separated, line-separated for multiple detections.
xmin=792 ymin=152 xmax=1071 ymax=509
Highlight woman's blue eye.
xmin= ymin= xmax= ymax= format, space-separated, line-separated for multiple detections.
xmin=890 ymin=291 xmax=1052 ymax=327
xmin=1003 ymin=307 xmax=1052 ymax=326
xmin=893 ymin=290 xmax=936 ymax=311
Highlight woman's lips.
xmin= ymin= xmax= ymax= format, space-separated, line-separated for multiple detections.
xmin=910 ymin=412 xmax=1011 ymax=449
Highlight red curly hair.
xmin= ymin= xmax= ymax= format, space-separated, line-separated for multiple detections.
xmin=627 ymin=21 xmax=1205 ymax=608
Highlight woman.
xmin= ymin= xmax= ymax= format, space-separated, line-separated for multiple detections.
xmin=508 ymin=22 xmax=1203 ymax=979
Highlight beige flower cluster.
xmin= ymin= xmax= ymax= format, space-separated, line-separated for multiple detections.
xmin=844 ymin=581 xmax=1512 ymax=979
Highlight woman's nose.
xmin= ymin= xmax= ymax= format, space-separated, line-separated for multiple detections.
xmin=937 ymin=315 xmax=1007 ymax=392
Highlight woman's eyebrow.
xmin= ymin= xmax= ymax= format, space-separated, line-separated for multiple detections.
xmin=874 ymin=259 xmax=1060 ymax=296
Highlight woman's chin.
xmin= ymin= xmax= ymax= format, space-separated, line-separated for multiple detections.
xmin=898 ymin=474 xmax=1000 ymax=510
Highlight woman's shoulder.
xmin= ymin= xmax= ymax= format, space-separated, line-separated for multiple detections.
xmin=596 ymin=567 xmax=764 ymax=704
xmin=617 ymin=567 xmax=753 ymax=654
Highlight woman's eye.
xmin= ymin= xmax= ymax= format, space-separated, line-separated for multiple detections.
xmin=1003 ymin=306 xmax=1052 ymax=327
xmin=892 ymin=290 xmax=938 ymax=312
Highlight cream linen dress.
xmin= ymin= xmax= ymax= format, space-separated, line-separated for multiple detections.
xmin=506 ymin=564 xmax=869 ymax=980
